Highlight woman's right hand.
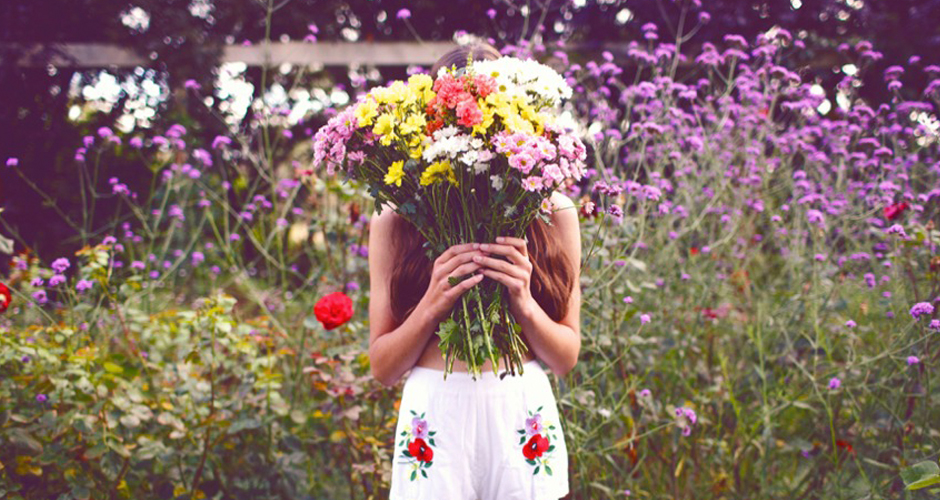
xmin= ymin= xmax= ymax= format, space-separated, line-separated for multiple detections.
xmin=421 ymin=242 xmax=486 ymax=324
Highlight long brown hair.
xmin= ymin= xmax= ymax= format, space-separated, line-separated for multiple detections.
xmin=387 ymin=42 xmax=576 ymax=327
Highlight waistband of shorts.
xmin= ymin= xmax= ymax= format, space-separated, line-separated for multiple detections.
xmin=407 ymin=359 xmax=545 ymax=388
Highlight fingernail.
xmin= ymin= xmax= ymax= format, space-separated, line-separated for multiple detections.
xmin=472 ymin=243 xmax=480 ymax=249
xmin=480 ymin=244 xmax=488 ymax=250
xmin=497 ymin=236 xmax=504 ymax=242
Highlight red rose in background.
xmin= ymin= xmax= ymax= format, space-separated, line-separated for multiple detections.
xmin=314 ymin=292 xmax=354 ymax=330
xmin=408 ymin=438 xmax=434 ymax=462
xmin=884 ymin=202 xmax=909 ymax=221
xmin=0 ymin=282 xmax=11 ymax=313
xmin=523 ymin=434 xmax=550 ymax=460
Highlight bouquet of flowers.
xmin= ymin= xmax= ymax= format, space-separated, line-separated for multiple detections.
xmin=304 ymin=56 xmax=586 ymax=379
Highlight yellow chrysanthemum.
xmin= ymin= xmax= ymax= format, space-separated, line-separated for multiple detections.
xmin=419 ymin=160 xmax=458 ymax=187
xmin=504 ymin=113 xmax=535 ymax=134
xmin=373 ymin=113 xmax=396 ymax=137
xmin=355 ymin=98 xmax=379 ymax=128
xmin=384 ymin=160 xmax=405 ymax=187
xmin=486 ymin=93 xmax=513 ymax=119
xmin=372 ymin=80 xmax=408 ymax=105
xmin=400 ymin=113 xmax=427 ymax=136
xmin=408 ymin=73 xmax=433 ymax=93
xmin=472 ymin=98 xmax=495 ymax=136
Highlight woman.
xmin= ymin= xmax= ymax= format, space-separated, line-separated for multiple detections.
xmin=368 ymin=42 xmax=582 ymax=500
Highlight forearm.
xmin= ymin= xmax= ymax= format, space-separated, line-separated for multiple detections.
xmin=369 ymin=298 xmax=440 ymax=387
xmin=515 ymin=300 xmax=580 ymax=377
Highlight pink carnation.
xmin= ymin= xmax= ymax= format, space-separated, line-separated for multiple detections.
xmin=456 ymin=98 xmax=483 ymax=127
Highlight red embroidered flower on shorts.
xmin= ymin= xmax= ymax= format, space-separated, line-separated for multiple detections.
xmin=523 ymin=434 xmax=550 ymax=460
xmin=516 ymin=405 xmax=559 ymax=476
xmin=408 ymin=437 xmax=434 ymax=462
xmin=398 ymin=410 xmax=437 ymax=480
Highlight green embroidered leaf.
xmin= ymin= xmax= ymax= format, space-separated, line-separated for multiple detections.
xmin=429 ymin=438 xmax=436 ymax=446
xmin=545 ymin=465 xmax=553 ymax=476
xmin=410 ymin=410 xmax=417 ymax=416
xmin=425 ymin=461 xmax=433 ymax=468
xmin=528 ymin=410 xmax=533 ymax=416
xmin=519 ymin=436 xmax=526 ymax=445
xmin=400 ymin=431 xmax=407 ymax=436
xmin=420 ymin=412 xmax=425 ymax=419
xmin=549 ymin=425 xmax=556 ymax=430
xmin=537 ymin=405 xmax=544 ymax=413
xmin=533 ymin=466 xmax=540 ymax=475
xmin=403 ymin=451 xmax=412 ymax=458
xmin=526 ymin=458 xmax=537 ymax=465
xmin=547 ymin=445 xmax=555 ymax=452
xmin=517 ymin=429 xmax=527 ymax=434
xmin=410 ymin=470 xmax=417 ymax=481
xmin=421 ymin=469 xmax=428 ymax=479
xmin=429 ymin=430 xmax=437 ymax=436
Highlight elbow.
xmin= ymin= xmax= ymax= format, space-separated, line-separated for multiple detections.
xmin=552 ymin=331 xmax=581 ymax=377
xmin=370 ymin=363 xmax=398 ymax=388
xmin=368 ymin=349 xmax=401 ymax=388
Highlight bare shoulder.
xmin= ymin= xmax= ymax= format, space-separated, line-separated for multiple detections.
xmin=549 ymin=191 xmax=579 ymax=229
xmin=370 ymin=201 xmax=402 ymax=229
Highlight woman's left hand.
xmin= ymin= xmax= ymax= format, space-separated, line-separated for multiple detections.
xmin=472 ymin=236 xmax=536 ymax=320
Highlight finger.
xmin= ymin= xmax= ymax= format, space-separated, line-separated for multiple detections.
xmin=448 ymin=261 xmax=483 ymax=279
xmin=439 ymin=251 xmax=485 ymax=278
xmin=496 ymin=236 xmax=529 ymax=256
xmin=436 ymin=243 xmax=476 ymax=267
xmin=479 ymin=268 xmax=523 ymax=294
xmin=473 ymin=254 xmax=520 ymax=277
xmin=444 ymin=273 xmax=484 ymax=298
xmin=477 ymin=244 xmax=529 ymax=269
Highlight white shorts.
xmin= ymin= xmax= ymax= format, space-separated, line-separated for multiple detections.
xmin=389 ymin=359 xmax=569 ymax=500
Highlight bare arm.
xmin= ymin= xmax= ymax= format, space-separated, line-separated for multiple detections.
xmin=367 ymin=208 xmax=485 ymax=386
xmin=367 ymin=209 xmax=435 ymax=386
xmin=512 ymin=193 xmax=583 ymax=376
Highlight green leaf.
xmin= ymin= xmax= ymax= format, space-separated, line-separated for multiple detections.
xmin=410 ymin=470 xmax=417 ymax=481
xmin=429 ymin=430 xmax=436 ymax=436
xmin=421 ymin=469 xmax=428 ymax=479
xmin=7 ymin=428 xmax=43 ymax=455
xmin=526 ymin=458 xmax=537 ymax=465
xmin=519 ymin=436 xmax=526 ymax=445
xmin=907 ymin=476 xmax=940 ymax=490
xmin=545 ymin=465 xmax=553 ymax=476
xmin=83 ymin=443 xmax=108 ymax=460
xmin=425 ymin=461 xmax=433 ymax=468
xmin=547 ymin=445 xmax=555 ymax=452
xmin=227 ymin=418 xmax=261 ymax=434
xmin=102 ymin=362 xmax=123 ymax=375
xmin=902 ymin=461 xmax=940 ymax=490
xmin=429 ymin=439 xmax=436 ymax=446
xmin=403 ymin=450 xmax=412 ymax=458
xmin=533 ymin=466 xmax=540 ymax=475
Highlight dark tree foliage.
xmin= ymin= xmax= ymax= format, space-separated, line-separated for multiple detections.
xmin=1 ymin=0 xmax=938 ymax=258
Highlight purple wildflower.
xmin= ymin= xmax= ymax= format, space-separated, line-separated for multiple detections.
xmin=910 ymin=302 xmax=934 ymax=319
